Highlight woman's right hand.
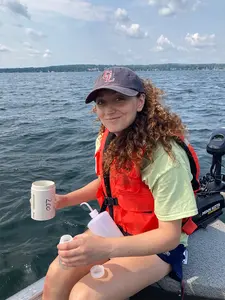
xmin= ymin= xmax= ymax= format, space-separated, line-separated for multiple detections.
xmin=55 ymin=194 xmax=68 ymax=210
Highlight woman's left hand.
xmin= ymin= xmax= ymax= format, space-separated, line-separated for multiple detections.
xmin=57 ymin=233 xmax=112 ymax=267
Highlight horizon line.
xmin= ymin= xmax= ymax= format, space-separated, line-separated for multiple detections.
xmin=0 ymin=62 xmax=225 ymax=70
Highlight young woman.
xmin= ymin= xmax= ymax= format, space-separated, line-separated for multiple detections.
xmin=43 ymin=67 xmax=199 ymax=300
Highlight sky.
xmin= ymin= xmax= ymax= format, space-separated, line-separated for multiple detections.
xmin=0 ymin=0 xmax=224 ymax=68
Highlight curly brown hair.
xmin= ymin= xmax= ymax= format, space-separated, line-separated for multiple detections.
xmin=95 ymin=79 xmax=187 ymax=173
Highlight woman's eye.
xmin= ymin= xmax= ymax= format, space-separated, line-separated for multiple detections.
xmin=116 ymin=97 xmax=125 ymax=102
xmin=96 ymin=100 xmax=104 ymax=105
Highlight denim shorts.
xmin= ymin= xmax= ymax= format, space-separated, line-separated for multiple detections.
xmin=157 ymin=244 xmax=186 ymax=282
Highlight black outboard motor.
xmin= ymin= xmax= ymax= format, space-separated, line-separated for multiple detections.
xmin=206 ymin=127 xmax=225 ymax=188
xmin=192 ymin=128 xmax=225 ymax=230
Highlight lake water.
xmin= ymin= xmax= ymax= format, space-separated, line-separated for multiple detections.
xmin=0 ymin=70 xmax=225 ymax=299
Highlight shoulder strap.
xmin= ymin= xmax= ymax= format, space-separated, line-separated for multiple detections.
xmin=103 ymin=132 xmax=116 ymax=197
xmin=100 ymin=132 xmax=117 ymax=218
xmin=174 ymin=138 xmax=200 ymax=191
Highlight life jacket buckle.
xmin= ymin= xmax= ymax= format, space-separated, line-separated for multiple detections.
xmin=104 ymin=197 xmax=118 ymax=206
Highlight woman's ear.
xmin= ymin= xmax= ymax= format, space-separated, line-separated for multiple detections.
xmin=92 ymin=104 xmax=97 ymax=113
xmin=137 ymin=93 xmax=146 ymax=112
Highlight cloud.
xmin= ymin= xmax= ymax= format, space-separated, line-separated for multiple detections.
xmin=157 ymin=34 xmax=175 ymax=47
xmin=151 ymin=33 xmax=214 ymax=54
xmin=18 ymin=0 xmax=111 ymax=22
xmin=185 ymin=33 xmax=215 ymax=49
xmin=152 ymin=34 xmax=188 ymax=52
xmin=43 ymin=49 xmax=52 ymax=58
xmin=153 ymin=45 xmax=164 ymax=52
xmin=23 ymin=41 xmax=51 ymax=58
xmin=2 ymin=0 xmax=30 ymax=19
xmin=192 ymin=0 xmax=202 ymax=11
xmin=176 ymin=46 xmax=188 ymax=52
xmin=25 ymin=28 xmax=47 ymax=40
xmin=148 ymin=0 xmax=201 ymax=16
xmin=0 ymin=44 xmax=12 ymax=52
xmin=116 ymin=23 xmax=148 ymax=39
xmin=115 ymin=8 xmax=148 ymax=39
xmin=114 ymin=8 xmax=130 ymax=23
xmin=152 ymin=35 xmax=175 ymax=51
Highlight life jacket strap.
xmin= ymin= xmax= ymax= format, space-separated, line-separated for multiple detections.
xmin=100 ymin=197 xmax=115 ymax=220
xmin=104 ymin=197 xmax=118 ymax=206
xmin=118 ymin=225 xmax=132 ymax=236
xmin=182 ymin=217 xmax=198 ymax=235
xmin=174 ymin=137 xmax=200 ymax=191
xmin=100 ymin=197 xmax=118 ymax=220
xmin=100 ymin=132 xmax=117 ymax=219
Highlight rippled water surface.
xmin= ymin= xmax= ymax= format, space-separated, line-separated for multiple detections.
xmin=0 ymin=70 xmax=225 ymax=299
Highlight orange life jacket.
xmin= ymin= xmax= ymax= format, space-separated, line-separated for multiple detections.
xmin=95 ymin=129 xmax=200 ymax=236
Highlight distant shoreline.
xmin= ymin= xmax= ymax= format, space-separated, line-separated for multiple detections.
xmin=0 ymin=63 xmax=225 ymax=73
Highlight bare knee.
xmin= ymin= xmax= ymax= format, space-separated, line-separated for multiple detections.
xmin=45 ymin=257 xmax=61 ymax=282
xmin=43 ymin=257 xmax=97 ymax=299
xmin=43 ymin=257 xmax=74 ymax=294
xmin=43 ymin=257 xmax=79 ymax=300
xmin=69 ymin=282 xmax=106 ymax=300
xmin=43 ymin=257 xmax=63 ymax=296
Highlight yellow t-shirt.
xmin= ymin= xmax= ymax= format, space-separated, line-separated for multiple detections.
xmin=95 ymin=136 xmax=198 ymax=246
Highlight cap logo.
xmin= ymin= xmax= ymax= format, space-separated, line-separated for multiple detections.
xmin=102 ymin=70 xmax=115 ymax=83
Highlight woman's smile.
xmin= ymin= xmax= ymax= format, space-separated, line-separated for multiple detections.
xmin=105 ymin=117 xmax=121 ymax=121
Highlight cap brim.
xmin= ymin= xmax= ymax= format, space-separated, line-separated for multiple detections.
xmin=85 ymin=86 xmax=139 ymax=104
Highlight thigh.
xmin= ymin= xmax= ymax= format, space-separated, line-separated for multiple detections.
xmin=70 ymin=255 xmax=171 ymax=300
xmin=43 ymin=229 xmax=109 ymax=298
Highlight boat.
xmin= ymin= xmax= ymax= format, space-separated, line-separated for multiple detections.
xmin=6 ymin=128 xmax=225 ymax=300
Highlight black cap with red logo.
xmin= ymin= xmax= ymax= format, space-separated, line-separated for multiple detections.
xmin=85 ymin=67 xmax=145 ymax=103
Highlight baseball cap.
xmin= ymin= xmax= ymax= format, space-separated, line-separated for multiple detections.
xmin=85 ymin=67 xmax=145 ymax=104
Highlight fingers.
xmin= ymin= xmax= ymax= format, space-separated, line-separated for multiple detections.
xmin=54 ymin=194 xmax=60 ymax=209
xmin=57 ymin=233 xmax=95 ymax=267
xmin=57 ymin=237 xmax=81 ymax=251
xmin=55 ymin=194 xmax=67 ymax=209
xmin=59 ymin=250 xmax=87 ymax=267
xmin=57 ymin=234 xmax=91 ymax=266
xmin=57 ymin=233 xmax=89 ymax=250
xmin=58 ymin=243 xmax=82 ymax=266
xmin=59 ymin=257 xmax=86 ymax=267
xmin=58 ymin=247 xmax=81 ymax=258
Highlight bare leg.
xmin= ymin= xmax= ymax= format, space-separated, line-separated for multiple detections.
xmin=42 ymin=256 xmax=108 ymax=300
xmin=42 ymin=230 xmax=108 ymax=300
xmin=69 ymin=255 xmax=171 ymax=300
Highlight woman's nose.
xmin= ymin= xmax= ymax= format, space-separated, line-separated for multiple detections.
xmin=104 ymin=103 xmax=116 ymax=114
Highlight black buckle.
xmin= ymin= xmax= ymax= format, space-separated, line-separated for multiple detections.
xmin=104 ymin=197 xmax=118 ymax=206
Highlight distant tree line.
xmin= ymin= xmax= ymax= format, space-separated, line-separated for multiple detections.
xmin=0 ymin=63 xmax=224 ymax=73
